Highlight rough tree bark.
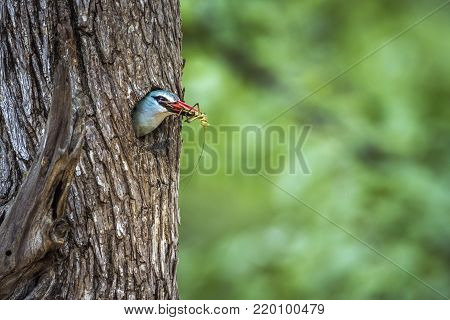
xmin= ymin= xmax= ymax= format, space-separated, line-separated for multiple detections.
xmin=0 ymin=0 xmax=183 ymax=299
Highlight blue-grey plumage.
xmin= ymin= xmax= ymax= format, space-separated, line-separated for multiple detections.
xmin=132 ymin=90 xmax=183 ymax=137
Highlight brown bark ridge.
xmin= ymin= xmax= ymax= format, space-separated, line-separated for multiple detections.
xmin=0 ymin=0 xmax=183 ymax=299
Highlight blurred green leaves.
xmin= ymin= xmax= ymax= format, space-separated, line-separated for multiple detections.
xmin=178 ymin=0 xmax=450 ymax=299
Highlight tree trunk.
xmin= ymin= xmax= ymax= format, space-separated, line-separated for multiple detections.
xmin=0 ymin=0 xmax=183 ymax=299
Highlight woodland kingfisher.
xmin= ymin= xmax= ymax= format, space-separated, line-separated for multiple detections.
xmin=132 ymin=89 xmax=199 ymax=137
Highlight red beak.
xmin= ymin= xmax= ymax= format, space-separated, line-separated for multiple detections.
xmin=167 ymin=100 xmax=199 ymax=115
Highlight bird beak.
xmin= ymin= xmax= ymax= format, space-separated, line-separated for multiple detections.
xmin=167 ymin=100 xmax=199 ymax=115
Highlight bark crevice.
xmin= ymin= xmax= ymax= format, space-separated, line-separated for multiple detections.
xmin=0 ymin=61 xmax=84 ymax=299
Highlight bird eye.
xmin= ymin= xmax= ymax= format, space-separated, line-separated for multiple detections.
xmin=156 ymin=96 xmax=168 ymax=103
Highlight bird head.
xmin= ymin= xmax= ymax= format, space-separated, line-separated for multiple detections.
xmin=150 ymin=89 xmax=198 ymax=116
xmin=132 ymin=89 xmax=201 ymax=137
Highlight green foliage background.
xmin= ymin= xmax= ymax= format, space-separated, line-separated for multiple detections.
xmin=178 ymin=0 xmax=449 ymax=299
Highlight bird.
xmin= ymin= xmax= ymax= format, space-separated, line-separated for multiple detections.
xmin=132 ymin=89 xmax=198 ymax=137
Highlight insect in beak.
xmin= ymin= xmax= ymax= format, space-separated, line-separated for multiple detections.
xmin=166 ymin=100 xmax=199 ymax=116
xmin=165 ymin=99 xmax=209 ymax=128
